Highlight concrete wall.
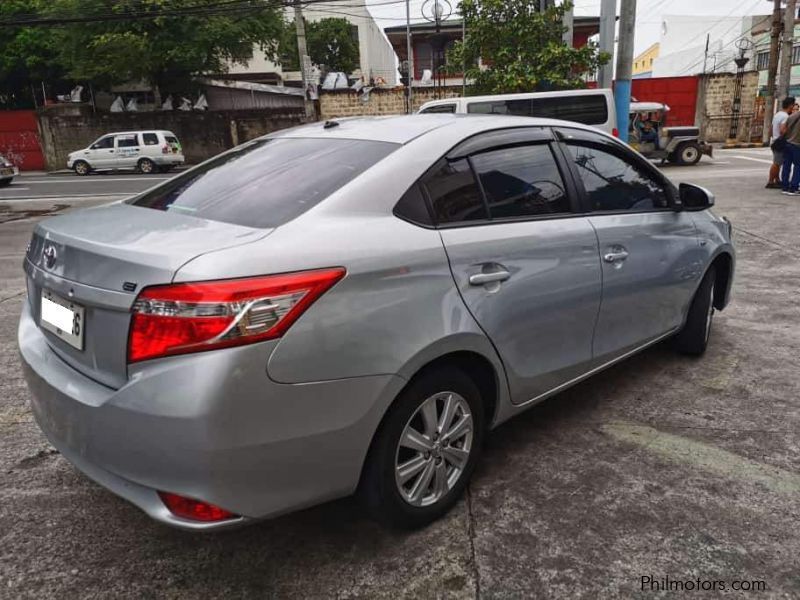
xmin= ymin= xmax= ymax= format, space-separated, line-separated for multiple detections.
xmin=36 ymin=105 xmax=307 ymax=170
xmin=695 ymin=71 xmax=759 ymax=143
xmin=319 ymin=87 xmax=462 ymax=119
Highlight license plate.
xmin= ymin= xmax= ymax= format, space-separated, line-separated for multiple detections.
xmin=40 ymin=291 xmax=84 ymax=350
xmin=0 ymin=167 xmax=13 ymax=176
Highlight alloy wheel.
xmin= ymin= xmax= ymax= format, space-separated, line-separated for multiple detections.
xmin=394 ymin=391 xmax=474 ymax=507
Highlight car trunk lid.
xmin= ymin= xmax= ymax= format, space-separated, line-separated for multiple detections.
xmin=25 ymin=202 xmax=271 ymax=389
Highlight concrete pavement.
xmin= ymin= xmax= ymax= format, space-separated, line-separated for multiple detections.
xmin=1 ymin=149 xmax=799 ymax=598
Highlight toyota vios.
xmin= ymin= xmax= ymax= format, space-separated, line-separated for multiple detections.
xmin=19 ymin=116 xmax=734 ymax=530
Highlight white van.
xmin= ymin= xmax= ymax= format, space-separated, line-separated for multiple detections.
xmin=417 ymin=89 xmax=618 ymax=136
xmin=67 ymin=130 xmax=185 ymax=175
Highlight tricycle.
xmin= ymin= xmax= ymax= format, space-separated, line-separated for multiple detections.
xmin=628 ymin=101 xmax=713 ymax=165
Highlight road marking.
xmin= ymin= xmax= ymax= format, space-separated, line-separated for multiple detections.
xmin=18 ymin=177 xmax=170 ymax=184
xmin=0 ymin=194 xmax=127 ymax=203
xmin=729 ymin=155 xmax=774 ymax=164
xmin=4 ymin=187 xmax=29 ymax=190
xmin=602 ymin=422 xmax=800 ymax=496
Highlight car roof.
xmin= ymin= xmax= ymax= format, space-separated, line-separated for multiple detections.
xmin=272 ymin=114 xmax=603 ymax=145
xmin=98 ymin=130 xmax=176 ymax=136
xmin=420 ymin=88 xmax=613 ymax=108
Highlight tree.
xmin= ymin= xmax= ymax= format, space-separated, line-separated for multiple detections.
xmin=281 ymin=18 xmax=360 ymax=75
xmin=448 ymin=0 xmax=610 ymax=94
xmin=7 ymin=0 xmax=284 ymax=95
xmin=0 ymin=1 xmax=66 ymax=107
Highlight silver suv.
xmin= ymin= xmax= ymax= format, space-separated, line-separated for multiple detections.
xmin=20 ymin=116 xmax=734 ymax=531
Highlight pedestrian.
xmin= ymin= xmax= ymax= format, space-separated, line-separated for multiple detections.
xmin=767 ymin=97 xmax=795 ymax=188
xmin=781 ymin=102 xmax=800 ymax=195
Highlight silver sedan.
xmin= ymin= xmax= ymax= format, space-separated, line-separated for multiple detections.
xmin=19 ymin=115 xmax=734 ymax=531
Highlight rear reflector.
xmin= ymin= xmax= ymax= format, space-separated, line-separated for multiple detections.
xmin=612 ymin=127 xmax=619 ymax=138
xmin=158 ymin=491 xmax=238 ymax=522
xmin=128 ymin=267 xmax=345 ymax=363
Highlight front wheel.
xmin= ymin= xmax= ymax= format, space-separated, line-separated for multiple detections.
xmin=361 ymin=366 xmax=485 ymax=529
xmin=676 ymin=142 xmax=702 ymax=165
xmin=73 ymin=160 xmax=90 ymax=176
xmin=674 ymin=266 xmax=716 ymax=355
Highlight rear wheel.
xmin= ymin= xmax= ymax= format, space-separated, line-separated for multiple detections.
xmin=137 ymin=158 xmax=156 ymax=174
xmin=73 ymin=160 xmax=90 ymax=176
xmin=361 ymin=366 xmax=485 ymax=529
xmin=674 ymin=266 xmax=716 ymax=355
xmin=676 ymin=142 xmax=702 ymax=166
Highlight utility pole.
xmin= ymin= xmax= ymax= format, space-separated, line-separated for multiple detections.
xmin=294 ymin=0 xmax=314 ymax=119
xmin=778 ymin=0 xmax=797 ymax=99
xmin=615 ymin=0 xmax=636 ymax=142
xmin=763 ymin=0 xmax=783 ymax=144
xmin=406 ymin=0 xmax=414 ymax=112
xmin=598 ymin=0 xmax=616 ymax=89
xmin=702 ymin=33 xmax=710 ymax=74
xmin=562 ymin=0 xmax=574 ymax=48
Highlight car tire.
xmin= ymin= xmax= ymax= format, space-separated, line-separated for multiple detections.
xmin=676 ymin=142 xmax=702 ymax=166
xmin=137 ymin=158 xmax=156 ymax=174
xmin=361 ymin=365 xmax=485 ymax=529
xmin=674 ymin=266 xmax=716 ymax=356
xmin=73 ymin=160 xmax=90 ymax=176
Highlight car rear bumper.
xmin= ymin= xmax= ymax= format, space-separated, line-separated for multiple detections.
xmin=18 ymin=300 xmax=404 ymax=531
xmin=153 ymin=155 xmax=184 ymax=166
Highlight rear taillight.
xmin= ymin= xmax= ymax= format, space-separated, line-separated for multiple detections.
xmin=158 ymin=491 xmax=237 ymax=522
xmin=162 ymin=144 xmax=169 ymax=154
xmin=612 ymin=127 xmax=619 ymax=138
xmin=128 ymin=268 xmax=345 ymax=363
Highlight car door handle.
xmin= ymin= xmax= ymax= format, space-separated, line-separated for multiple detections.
xmin=603 ymin=249 xmax=629 ymax=263
xmin=469 ymin=269 xmax=511 ymax=286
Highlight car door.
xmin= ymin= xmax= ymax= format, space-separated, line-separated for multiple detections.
xmin=426 ymin=128 xmax=603 ymax=404
xmin=556 ymin=127 xmax=702 ymax=362
xmin=114 ymin=133 xmax=141 ymax=169
xmin=84 ymin=135 xmax=115 ymax=169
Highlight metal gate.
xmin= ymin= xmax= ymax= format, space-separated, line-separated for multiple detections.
xmin=0 ymin=110 xmax=45 ymax=170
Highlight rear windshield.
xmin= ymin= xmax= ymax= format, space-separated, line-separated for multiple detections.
xmin=467 ymin=94 xmax=609 ymax=125
xmin=129 ymin=137 xmax=398 ymax=228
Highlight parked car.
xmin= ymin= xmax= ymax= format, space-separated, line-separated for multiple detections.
xmin=417 ymin=89 xmax=618 ymax=136
xmin=20 ymin=115 xmax=734 ymax=531
xmin=67 ymin=130 xmax=184 ymax=175
xmin=0 ymin=154 xmax=19 ymax=186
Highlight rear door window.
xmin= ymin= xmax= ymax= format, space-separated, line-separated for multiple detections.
xmin=422 ymin=158 xmax=487 ymax=224
xmin=420 ymin=104 xmax=457 ymax=114
xmin=142 ymin=133 xmax=159 ymax=145
xmin=470 ymin=144 xmax=570 ymax=218
xmin=530 ymin=95 xmax=608 ymax=125
xmin=467 ymin=99 xmax=531 ymax=116
xmin=130 ymin=138 xmax=398 ymax=228
xmin=115 ymin=134 xmax=138 ymax=148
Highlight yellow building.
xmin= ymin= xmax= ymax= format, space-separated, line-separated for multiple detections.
xmin=633 ymin=43 xmax=660 ymax=79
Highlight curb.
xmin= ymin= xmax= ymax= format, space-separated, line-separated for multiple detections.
xmin=720 ymin=142 xmax=767 ymax=149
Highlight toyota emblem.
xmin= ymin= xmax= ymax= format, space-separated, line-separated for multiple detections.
xmin=43 ymin=244 xmax=58 ymax=270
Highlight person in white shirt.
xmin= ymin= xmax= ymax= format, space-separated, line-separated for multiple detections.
xmin=767 ymin=96 xmax=795 ymax=188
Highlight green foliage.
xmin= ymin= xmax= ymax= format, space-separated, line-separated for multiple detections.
xmin=1 ymin=0 xmax=284 ymax=97
xmin=447 ymin=0 xmax=610 ymax=95
xmin=281 ymin=18 xmax=360 ymax=75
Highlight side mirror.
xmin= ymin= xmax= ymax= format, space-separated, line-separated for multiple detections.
xmin=677 ymin=182 xmax=714 ymax=211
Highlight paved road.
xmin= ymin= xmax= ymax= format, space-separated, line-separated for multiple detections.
xmin=0 ymin=171 xmax=173 ymax=204
xmin=2 ymin=149 xmax=799 ymax=598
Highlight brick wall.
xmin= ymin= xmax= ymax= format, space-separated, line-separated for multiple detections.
xmin=37 ymin=104 xmax=308 ymax=170
xmin=696 ymin=72 xmax=759 ymax=143
xmin=319 ymin=87 xmax=462 ymax=119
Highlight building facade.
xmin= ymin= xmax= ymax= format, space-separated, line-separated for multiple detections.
xmin=633 ymin=43 xmax=659 ymax=79
xmin=227 ymin=1 xmax=397 ymax=86
xmin=383 ymin=16 xmax=601 ymax=88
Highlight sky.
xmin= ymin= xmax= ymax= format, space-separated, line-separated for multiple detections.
xmin=365 ymin=0 xmax=775 ymax=56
